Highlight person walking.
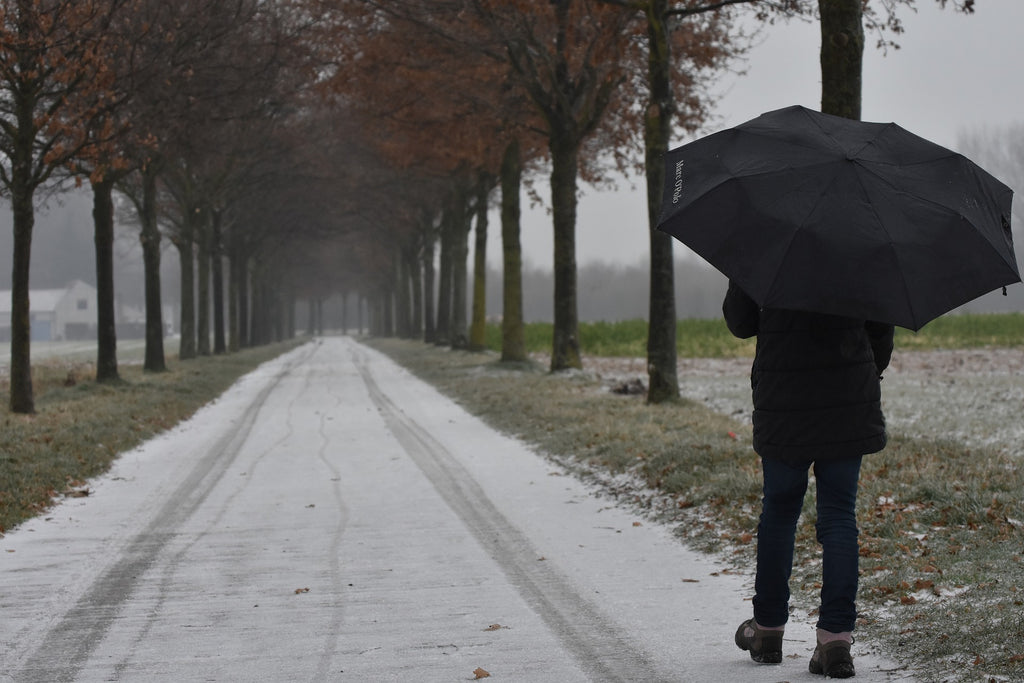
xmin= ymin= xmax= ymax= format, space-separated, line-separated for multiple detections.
xmin=723 ymin=280 xmax=894 ymax=679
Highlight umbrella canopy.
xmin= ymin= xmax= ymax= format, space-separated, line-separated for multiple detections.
xmin=657 ymin=105 xmax=1020 ymax=330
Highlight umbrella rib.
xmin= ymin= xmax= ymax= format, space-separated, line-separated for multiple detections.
xmin=853 ymin=157 xmax=1021 ymax=275
xmin=850 ymin=163 xmax=920 ymax=329
xmin=760 ymin=161 xmax=921 ymax=327
xmin=760 ymin=166 xmax=847 ymax=312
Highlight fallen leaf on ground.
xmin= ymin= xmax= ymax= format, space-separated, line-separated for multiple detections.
xmin=62 ymin=488 xmax=90 ymax=498
xmin=294 ymin=587 xmax=310 ymax=594
xmin=473 ymin=667 xmax=491 ymax=679
xmin=483 ymin=624 xmax=508 ymax=631
xmin=632 ymin=521 xmax=643 ymax=527
xmin=681 ymin=578 xmax=699 ymax=583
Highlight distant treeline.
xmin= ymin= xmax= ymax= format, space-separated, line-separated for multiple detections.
xmin=298 ymin=257 xmax=1024 ymax=335
xmin=485 ymin=257 xmax=731 ymax=323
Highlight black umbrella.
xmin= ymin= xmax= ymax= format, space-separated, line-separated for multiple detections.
xmin=657 ymin=105 xmax=1020 ymax=330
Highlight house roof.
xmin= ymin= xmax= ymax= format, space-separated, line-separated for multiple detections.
xmin=0 ymin=280 xmax=94 ymax=315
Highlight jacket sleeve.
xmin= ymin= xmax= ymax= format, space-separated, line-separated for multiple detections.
xmin=865 ymin=321 xmax=895 ymax=376
xmin=722 ymin=280 xmax=759 ymax=339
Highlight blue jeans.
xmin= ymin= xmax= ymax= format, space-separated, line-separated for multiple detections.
xmin=753 ymin=455 xmax=863 ymax=633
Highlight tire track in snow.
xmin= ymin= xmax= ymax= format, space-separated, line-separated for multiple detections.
xmin=352 ymin=346 xmax=670 ymax=683
xmin=309 ymin=347 xmax=351 ymax=681
xmin=13 ymin=343 xmax=318 ymax=683
xmin=107 ymin=347 xmax=311 ymax=680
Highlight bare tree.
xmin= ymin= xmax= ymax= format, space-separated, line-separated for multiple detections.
xmin=0 ymin=0 xmax=129 ymax=412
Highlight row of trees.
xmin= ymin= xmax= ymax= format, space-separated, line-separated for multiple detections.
xmin=327 ymin=0 xmax=974 ymax=401
xmin=1 ymin=0 xmax=342 ymax=413
xmin=0 ymin=0 xmax=976 ymax=414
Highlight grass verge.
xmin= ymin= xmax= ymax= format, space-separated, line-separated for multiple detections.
xmin=367 ymin=337 xmax=1024 ymax=683
xmin=0 ymin=340 xmax=302 ymax=533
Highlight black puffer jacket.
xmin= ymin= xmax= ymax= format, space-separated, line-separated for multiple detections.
xmin=722 ymin=281 xmax=895 ymax=464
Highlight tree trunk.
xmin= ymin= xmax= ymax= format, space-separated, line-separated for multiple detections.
xmin=238 ymin=252 xmax=250 ymax=349
xmin=92 ymin=177 xmax=120 ymax=382
xmin=422 ymin=235 xmax=436 ymax=343
xmin=196 ymin=214 xmax=211 ymax=356
xmin=283 ymin=291 xmax=294 ymax=341
xmin=228 ymin=252 xmax=239 ymax=351
xmin=409 ymin=248 xmax=423 ymax=338
xmin=469 ymin=177 xmax=489 ymax=351
xmin=9 ymin=180 xmax=35 ymax=414
xmin=549 ymin=132 xmax=581 ymax=371
xmin=7 ymin=85 xmax=37 ymax=413
xmin=395 ymin=250 xmax=411 ymax=338
xmin=450 ymin=186 xmax=470 ymax=350
xmin=211 ymin=211 xmax=226 ymax=354
xmin=644 ymin=0 xmax=680 ymax=403
xmin=250 ymin=276 xmax=266 ymax=345
xmin=176 ymin=215 xmax=196 ymax=360
xmin=139 ymin=165 xmax=166 ymax=372
xmin=819 ymin=0 xmax=864 ymax=120
xmin=382 ymin=286 xmax=394 ymax=337
xmin=500 ymin=139 xmax=526 ymax=362
xmin=369 ymin=295 xmax=381 ymax=336
xmin=341 ymin=292 xmax=348 ymax=335
xmin=435 ymin=210 xmax=452 ymax=346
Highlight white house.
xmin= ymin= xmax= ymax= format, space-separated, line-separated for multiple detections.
xmin=0 ymin=280 xmax=97 ymax=342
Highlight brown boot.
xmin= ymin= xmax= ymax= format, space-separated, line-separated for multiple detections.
xmin=734 ymin=618 xmax=783 ymax=664
xmin=809 ymin=638 xmax=855 ymax=678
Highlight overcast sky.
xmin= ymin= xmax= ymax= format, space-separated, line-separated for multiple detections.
xmin=497 ymin=1 xmax=1024 ymax=270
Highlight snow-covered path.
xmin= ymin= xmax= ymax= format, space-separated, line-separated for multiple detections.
xmin=0 ymin=337 xmax=908 ymax=682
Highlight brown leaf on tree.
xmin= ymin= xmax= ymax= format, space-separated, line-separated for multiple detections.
xmin=473 ymin=667 xmax=491 ymax=679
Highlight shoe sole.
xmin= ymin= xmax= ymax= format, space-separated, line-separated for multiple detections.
xmin=809 ymin=660 xmax=855 ymax=678
xmin=751 ymin=651 xmax=783 ymax=664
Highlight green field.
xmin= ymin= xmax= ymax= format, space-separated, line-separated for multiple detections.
xmin=485 ymin=312 xmax=1024 ymax=358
